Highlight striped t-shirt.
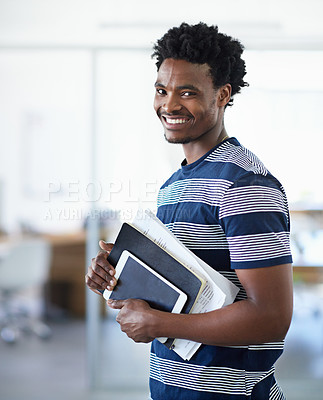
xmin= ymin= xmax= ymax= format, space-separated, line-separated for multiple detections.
xmin=149 ymin=137 xmax=292 ymax=400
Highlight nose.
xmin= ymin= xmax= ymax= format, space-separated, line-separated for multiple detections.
xmin=162 ymin=94 xmax=182 ymax=114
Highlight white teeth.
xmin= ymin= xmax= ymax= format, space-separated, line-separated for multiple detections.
xmin=165 ymin=117 xmax=187 ymax=124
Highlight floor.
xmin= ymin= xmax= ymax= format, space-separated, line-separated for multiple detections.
xmin=1 ymin=283 xmax=323 ymax=400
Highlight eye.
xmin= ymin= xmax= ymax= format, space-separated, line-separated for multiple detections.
xmin=181 ymin=91 xmax=196 ymax=97
xmin=156 ymin=88 xmax=166 ymax=96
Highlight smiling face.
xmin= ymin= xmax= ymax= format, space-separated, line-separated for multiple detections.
xmin=153 ymin=59 xmax=230 ymax=153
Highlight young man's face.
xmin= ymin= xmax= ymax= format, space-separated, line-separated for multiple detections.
xmin=153 ymin=58 xmax=223 ymax=145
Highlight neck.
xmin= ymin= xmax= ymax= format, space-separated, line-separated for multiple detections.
xmin=183 ymin=126 xmax=229 ymax=165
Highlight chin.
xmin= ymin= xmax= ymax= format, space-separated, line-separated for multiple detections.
xmin=164 ymin=133 xmax=193 ymax=144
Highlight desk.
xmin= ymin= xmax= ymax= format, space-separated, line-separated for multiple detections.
xmin=44 ymin=232 xmax=87 ymax=317
xmin=293 ymin=265 xmax=323 ymax=284
xmin=1 ymin=232 xmax=105 ymax=318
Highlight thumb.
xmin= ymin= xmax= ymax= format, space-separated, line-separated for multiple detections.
xmin=99 ymin=240 xmax=113 ymax=252
xmin=106 ymin=299 xmax=126 ymax=310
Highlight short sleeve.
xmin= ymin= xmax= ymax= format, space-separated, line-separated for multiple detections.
xmin=219 ymin=173 xmax=293 ymax=269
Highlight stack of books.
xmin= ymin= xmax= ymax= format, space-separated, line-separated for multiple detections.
xmin=103 ymin=210 xmax=239 ymax=360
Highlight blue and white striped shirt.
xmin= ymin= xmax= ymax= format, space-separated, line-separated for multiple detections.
xmin=150 ymin=137 xmax=292 ymax=400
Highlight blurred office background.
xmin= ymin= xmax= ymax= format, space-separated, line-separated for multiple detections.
xmin=0 ymin=0 xmax=323 ymax=399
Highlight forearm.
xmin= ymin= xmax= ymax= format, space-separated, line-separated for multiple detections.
xmin=150 ymin=297 xmax=290 ymax=346
xmin=108 ymin=264 xmax=293 ymax=345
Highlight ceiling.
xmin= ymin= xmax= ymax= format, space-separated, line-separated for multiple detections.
xmin=0 ymin=0 xmax=323 ymax=50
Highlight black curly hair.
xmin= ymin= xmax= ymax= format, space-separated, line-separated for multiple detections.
xmin=152 ymin=22 xmax=248 ymax=106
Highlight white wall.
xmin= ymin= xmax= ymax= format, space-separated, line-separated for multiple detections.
xmin=0 ymin=0 xmax=323 ymax=234
xmin=1 ymin=0 xmax=323 ymax=48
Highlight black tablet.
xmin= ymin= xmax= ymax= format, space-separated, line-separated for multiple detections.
xmin=104 ymin=250 xmax=187 ymax=315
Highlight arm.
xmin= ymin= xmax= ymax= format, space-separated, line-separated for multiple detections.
xmin=108 ymin=263 xmax=293 ymax=345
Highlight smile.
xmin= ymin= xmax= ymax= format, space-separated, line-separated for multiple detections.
xmin=163 ymin=117 xmax=190 ymax=125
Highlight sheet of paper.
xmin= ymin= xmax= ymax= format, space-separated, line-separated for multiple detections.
xmin=132 ymin=209 xmax=239 ymax=360
xmin=191 ymin=254 xmax=239 ymax=307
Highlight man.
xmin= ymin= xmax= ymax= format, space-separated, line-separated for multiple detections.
xmin=86 ymin=22 xmax=293 ymax=399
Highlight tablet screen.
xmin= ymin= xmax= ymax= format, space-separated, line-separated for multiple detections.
xmin=104 ymin=250 xmax=187 ymax=313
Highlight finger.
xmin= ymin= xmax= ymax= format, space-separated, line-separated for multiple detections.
xmin=92 ymin=254 xmax=116 ymax=282
xmin=86 ymin=265 xmax=117 ymax=291
xmin=93 ymin=256 xmax=106 ymax=275
xmin=95 ymin=250 xmax=109 ymax=266
xmin=85 ymin=272 xmax=106 ymax=292
xmin=99 ymin=240 xmax=113 ymax=252
xmin=90 ymin=258 xmax=109 ymax=281
xmin=106 ymin=299 xmax=126 ymax=309
xmin=95 ymin=251 xmax=116 ymax=277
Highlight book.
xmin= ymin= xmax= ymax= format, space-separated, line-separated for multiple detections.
xmin=105 ymin=222 xmax=206 ymax=349
xmin=100 ymin=210 xmax=239 ymax=359
xmin=131 ymin=210 xmax=239 ymax=360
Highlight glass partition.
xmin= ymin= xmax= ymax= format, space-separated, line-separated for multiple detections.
xmin=1 ymin=47 xmax=323 ymax=396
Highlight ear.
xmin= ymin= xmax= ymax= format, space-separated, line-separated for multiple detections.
xmin=217 ymin=84 xmax=232 ymax=107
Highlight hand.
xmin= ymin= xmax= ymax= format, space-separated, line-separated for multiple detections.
xmin=107 ymin=298 xmax=156 ymax=343
xmin=85 ymin=241 xmax=117 ymax=295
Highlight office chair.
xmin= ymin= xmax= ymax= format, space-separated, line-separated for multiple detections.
xmin=0 ymin=238 xmax=52 ymax=343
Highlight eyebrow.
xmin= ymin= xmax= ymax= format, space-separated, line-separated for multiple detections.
xmin=154 ymin=82 xmax=200 ymax=92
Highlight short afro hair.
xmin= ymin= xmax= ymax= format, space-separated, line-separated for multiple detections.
xmin=152 ymin=22 xmax=248 ymax=106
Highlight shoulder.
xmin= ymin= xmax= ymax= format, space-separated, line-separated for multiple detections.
xmin=205 ymin=138 xmax=269 ymax=178
xmin=208 ymin=138 xmax=287 ymax=191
